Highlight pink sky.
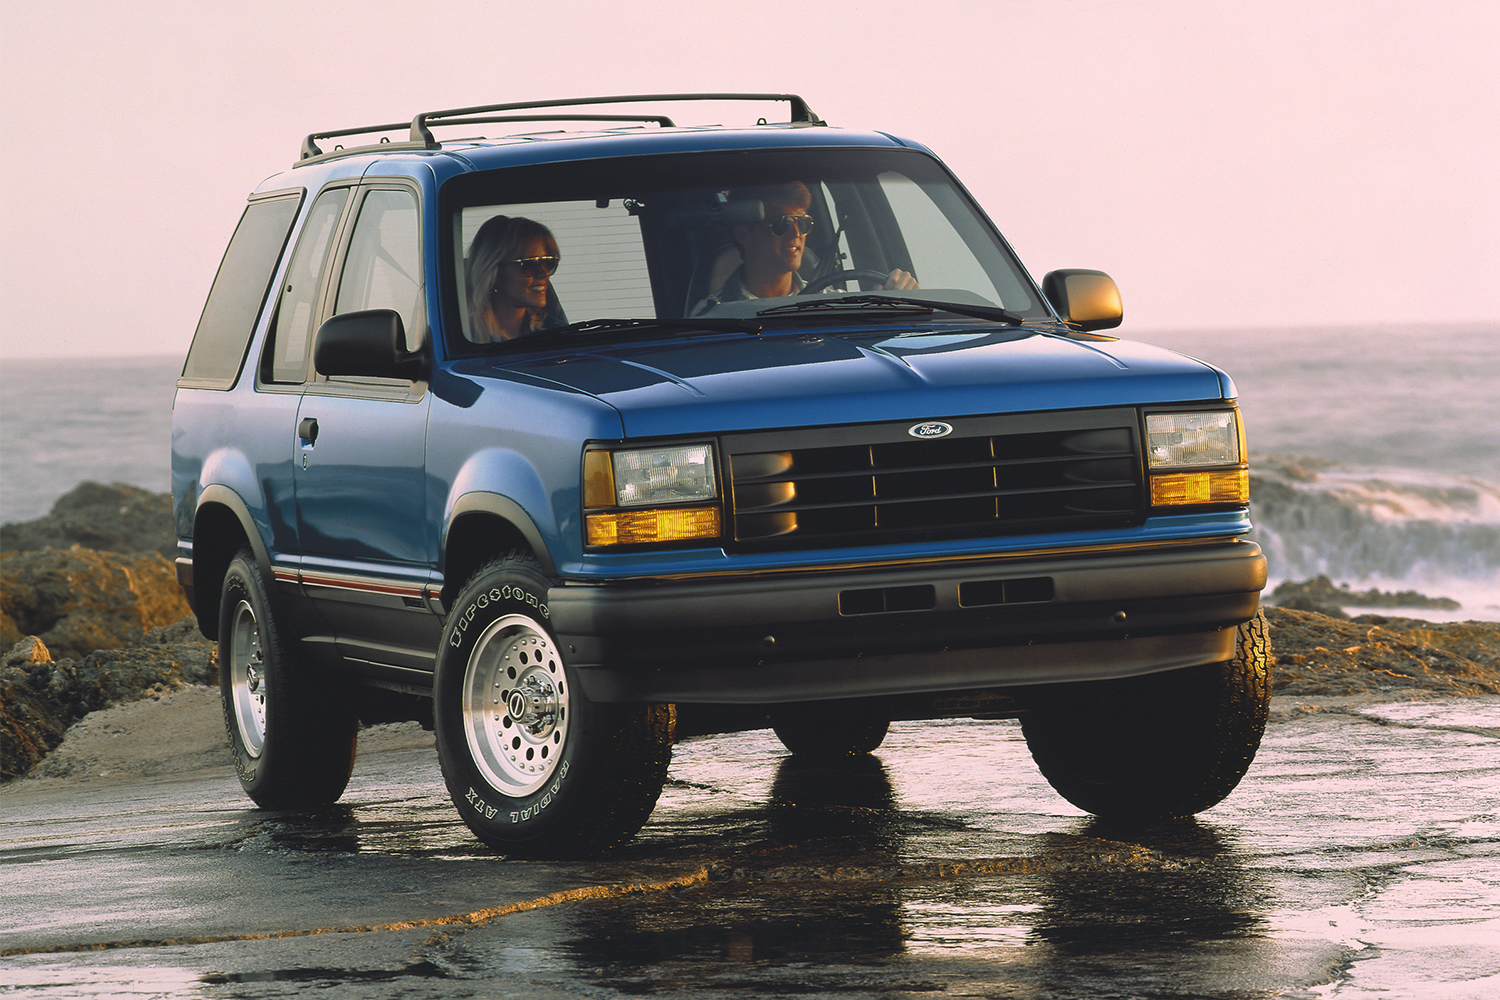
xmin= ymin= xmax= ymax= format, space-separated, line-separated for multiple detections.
xmin=1 ymin=0 xmax=1495 ymax=359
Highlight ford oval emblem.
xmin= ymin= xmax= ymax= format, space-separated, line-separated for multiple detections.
xmin=908 ymin=421 xmax=953 ymax=439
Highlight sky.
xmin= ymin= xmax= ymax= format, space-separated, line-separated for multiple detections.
xmin=1 ymin=0 xmax=1496 ymax=361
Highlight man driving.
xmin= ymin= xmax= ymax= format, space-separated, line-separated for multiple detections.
xmin=701 ymin=181 xmax=917 ymax=308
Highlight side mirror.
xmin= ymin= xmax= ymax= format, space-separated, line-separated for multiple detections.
xmin=1041 ymin=269 xmax=1123 ymax=332
xmin=314 ymin=309 xmax=426 ymax=380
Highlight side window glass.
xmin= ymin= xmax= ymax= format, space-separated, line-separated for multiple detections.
xmin=265 ymin=188 xmax=349 ymax=384
xmin=182 ymin=195 xmax=301 ymax=386
xmin=336 ymin=189 xmax=422 ymax=351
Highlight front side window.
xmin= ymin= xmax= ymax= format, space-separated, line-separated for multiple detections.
xmin=264 ymin=188 xmax=349 ymax=384
xmin=335 ymin=188 xmax=423 ymax=351
xmin=440 ymin=148 xmax=1045 ymax=355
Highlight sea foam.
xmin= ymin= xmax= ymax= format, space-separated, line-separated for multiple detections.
xmin=1251 ymin=456 xmax=1500 ymax=620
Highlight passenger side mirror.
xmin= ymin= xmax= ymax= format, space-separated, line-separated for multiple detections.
xmin=1041 ymin=270 xmax=1123 ymax=332
xmin=314 ymin=309 xmax=426 ymax=380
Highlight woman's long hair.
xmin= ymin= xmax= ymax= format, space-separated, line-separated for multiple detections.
xmin=465 ymin=215 xmax=560 ymax=342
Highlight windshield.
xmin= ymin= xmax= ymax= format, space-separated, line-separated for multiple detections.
xmin=441 ymin=147 xmax=1047 ymax=353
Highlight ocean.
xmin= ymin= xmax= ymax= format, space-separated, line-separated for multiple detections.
xmin=3 ymin=321 xmax=1496 ymax=620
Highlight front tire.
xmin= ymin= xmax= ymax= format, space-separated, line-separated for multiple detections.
xmin=219 ymin=548 xmax=357 ymax=809
xmin=1020 ymin=611 xmax=1271 ymax=822
xmin=433 ymin=553 xmax=672 ymax=857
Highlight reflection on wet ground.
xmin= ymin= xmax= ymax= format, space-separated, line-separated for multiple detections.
xmin=1 ymin=701 xmax=1496 ymax=998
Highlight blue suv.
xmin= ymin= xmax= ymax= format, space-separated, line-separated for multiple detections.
xmin=173 ymin=94 xmax=1269 ymax=856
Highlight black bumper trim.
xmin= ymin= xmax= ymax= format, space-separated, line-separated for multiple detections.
xmin=548 ymin=539 xmax=1265 ymax=703
xmin=574 ymin=628 xmax=1238 ymax=704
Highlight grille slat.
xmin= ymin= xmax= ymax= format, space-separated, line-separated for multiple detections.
xmin=726 ymin=410 xmax=1144 ymax=548
xmin=740 ymin=479 xmax=1137 ymax=515
xmin=732 ymin=448 xmax=1136 ymax=486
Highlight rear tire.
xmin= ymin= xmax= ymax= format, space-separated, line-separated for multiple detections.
xmin=219 ymin=548 xmax=357 ymax=809
xmin=433 ymin=553 xmax=672 ymax=857
xmin=1021 ymin=611 xmax=1271 ymax=821
xmin=771 ymin=702 xmax=890 ymax=756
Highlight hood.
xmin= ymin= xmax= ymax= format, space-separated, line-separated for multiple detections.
xmin=490 ymin=327 xmax=1233 ymax=438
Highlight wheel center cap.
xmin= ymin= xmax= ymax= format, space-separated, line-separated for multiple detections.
xmin=508 ymin=674 xmax=558 ymax=735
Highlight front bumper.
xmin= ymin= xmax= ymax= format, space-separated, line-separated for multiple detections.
xmin=548 ymin=538 xmax=1266 ymax=703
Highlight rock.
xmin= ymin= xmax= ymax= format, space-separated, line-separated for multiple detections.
xmin=1268 ymin=575 xmax=1462 ymax=615
xmin=1266 ymin=606 xmax=1500 ymax=699
xmin=0 ymin=636 xmax=70 ymax=783
xmin=1 ymin=547 xmax=191 ymax=660
xmin=1273 ymin=592 xmax=1352 ymax=619
xmin=0 ymin=618 xmax=217 ymax=782
xmin=0 ymin=497 xmax=217 ymax=783
xmin=0 ymin=481 xmax=176 ymax=560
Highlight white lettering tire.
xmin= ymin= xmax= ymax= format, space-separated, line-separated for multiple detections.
xmin=433 ymin=553 xmax=672 ymax=856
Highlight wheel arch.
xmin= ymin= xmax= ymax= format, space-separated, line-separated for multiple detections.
xmin=191 ymin=485 xmax=273 ymax=640
xmin=441 ymin=492 xmax=557 ymax=611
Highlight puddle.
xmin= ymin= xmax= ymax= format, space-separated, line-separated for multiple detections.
xmin=3 ymin=703 xmax=1496 ymax=998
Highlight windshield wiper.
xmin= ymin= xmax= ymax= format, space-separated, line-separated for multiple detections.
xmin=518 ymin=315 xmax=762 ymax=344
xmin=758 ymin=294 xmax=1025 ymax=326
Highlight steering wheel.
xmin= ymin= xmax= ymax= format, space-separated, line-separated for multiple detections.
xmin=801 ymin=268 xmax=895 ymax=294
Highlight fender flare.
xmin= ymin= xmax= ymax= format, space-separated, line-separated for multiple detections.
xmin=196 ymin=483 xmax=274 ymax=573
xmin=444 ymin=491 xmax=558 ymax=579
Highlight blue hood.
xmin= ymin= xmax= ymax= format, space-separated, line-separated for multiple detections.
xmin=492 ymin=327 xmax=1233 ymax=438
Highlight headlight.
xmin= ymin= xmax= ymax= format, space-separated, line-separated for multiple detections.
xmin=583 ymin=444 xmax=722 ymax=545
xmin=1146 ymin=411 xmax=1240 ymax=468
xmin=607 ymin=445 xmax=716 ymax=506
xmin=1145 ymin=410 xmax=1249 ymax=506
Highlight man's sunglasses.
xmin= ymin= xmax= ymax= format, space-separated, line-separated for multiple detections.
xmin=503 ymin=256 xmax=561 ymax=277
xmin=765 ymin=215 xmax=814 ymax=237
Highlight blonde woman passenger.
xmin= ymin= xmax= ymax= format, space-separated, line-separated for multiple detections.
xmin=466 ymin=215 xmax=563 ymax=342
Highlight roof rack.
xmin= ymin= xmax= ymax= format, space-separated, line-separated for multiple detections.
xmin=298 ymin=93 xmax=824 ymax=162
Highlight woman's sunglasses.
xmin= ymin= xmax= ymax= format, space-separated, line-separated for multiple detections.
xmin=765 ymin=215 xmax=814 ymax=237
xmin=503 ymin=256 xmax=561 ymax=277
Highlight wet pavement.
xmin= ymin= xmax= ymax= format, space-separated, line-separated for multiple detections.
xmin=2 ymin=698 xmax=1497 ymax=998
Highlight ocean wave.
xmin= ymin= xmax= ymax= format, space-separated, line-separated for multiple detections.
xmin=1250 ymin=455 xmax=1500 ymax=615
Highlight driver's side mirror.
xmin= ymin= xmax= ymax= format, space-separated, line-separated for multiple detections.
xmin=1041 ymin=269 xmax=1123 ymax=331
xmin=314 ymin=309 xmax=426 ymax=380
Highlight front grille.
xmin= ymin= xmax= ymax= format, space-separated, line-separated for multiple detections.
xmin=725 ymin=408 xmax=1143 ymax=549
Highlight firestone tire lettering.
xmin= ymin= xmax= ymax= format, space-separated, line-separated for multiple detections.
xmin=433 ymin=553 xmax=670 ymax=857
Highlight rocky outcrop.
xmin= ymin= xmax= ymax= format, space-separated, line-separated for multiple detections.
xmin=1 ymin=481 xmax=176 ymax=560
xmin=1 ymin=547 xmax=191 ymax=659
xmin=1 ymin=619 xmax=218 ymax=782
xmin=1267 ymin=606 xmax=1500 ymax=699
xmin=1267 ymin=575 xmax=1462 ymax=619
xmin=1 ymin=524 xmax=206 ymax=782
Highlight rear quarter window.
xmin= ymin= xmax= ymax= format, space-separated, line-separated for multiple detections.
xmin=181 ymin=193 xmax=303 ymax=387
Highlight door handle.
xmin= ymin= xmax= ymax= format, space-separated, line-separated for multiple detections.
xmin=297 ymin=417 xmax=319 ymax=445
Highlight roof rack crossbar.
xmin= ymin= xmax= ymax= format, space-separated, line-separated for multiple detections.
xmin=301 ymin=122 xmax=411 ymax=161
xmin=409 ymin=93 xmax=823 ymax=148
xmin=424 ymin=112 xmax=678 ymax=131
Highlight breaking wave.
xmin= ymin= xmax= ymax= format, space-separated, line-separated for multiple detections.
xmin=1250 ymin=455 xmax=1500 ymax=619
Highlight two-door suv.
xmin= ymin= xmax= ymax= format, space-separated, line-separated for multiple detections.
xmin=174 ymin=94 xmax=1268 ymax=856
